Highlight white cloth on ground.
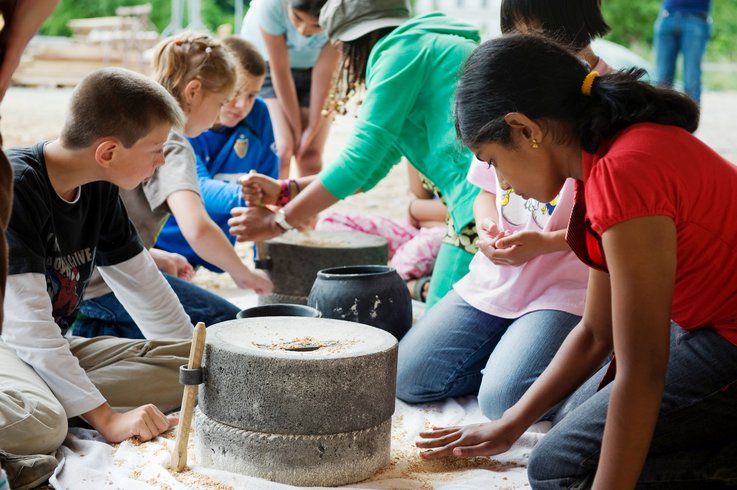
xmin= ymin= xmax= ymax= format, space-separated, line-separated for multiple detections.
xmin=51 ymin=396 xmax=547 ymax=489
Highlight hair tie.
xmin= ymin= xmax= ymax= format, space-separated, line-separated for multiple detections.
xmin=174 ymin=38 xmax=184 ymax=46
xmin=204 ymin=47 xmax=212 ymax=54
xmin=581 ymin=71 xmax=599 ymax=96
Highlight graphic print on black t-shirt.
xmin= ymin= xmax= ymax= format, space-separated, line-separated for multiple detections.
xmin=6 ymin=143 xmax=145 ymax=334
xmin=45 ymin=233 xmax=95 ymax=331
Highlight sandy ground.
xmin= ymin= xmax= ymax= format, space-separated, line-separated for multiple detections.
xmin=2 ymin=86 xmax=736 ymax=292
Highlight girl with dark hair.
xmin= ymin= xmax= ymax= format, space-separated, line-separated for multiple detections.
xmin=500 ymin=0 xmax=610 ymax=51
xmin=418 ymin=34 xmax=737 ymax=489
xmin=397 ymin=0 xmax=615 ymax=424
xmin=241 ymin=0 xmax=337 ymax=177
xmin=230 ymin=0 xmax=483 ymax=307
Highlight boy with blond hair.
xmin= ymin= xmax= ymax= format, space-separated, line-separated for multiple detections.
xmin=0 ymin=67 xmax=194 ymax=489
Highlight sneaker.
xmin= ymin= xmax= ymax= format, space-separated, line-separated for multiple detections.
xmin=0 ymin=450 xmax=58 ymax=490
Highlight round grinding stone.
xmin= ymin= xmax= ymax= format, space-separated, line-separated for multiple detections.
xmin=263 ymin=230 xmax=388 ymax=300
xmin=194 ymin=408 xmax=391 ymax=486
xmin=257 ymin=291 xmax=308 ymax=306
xmin=199 ymin=317 xmax=397 ymax=435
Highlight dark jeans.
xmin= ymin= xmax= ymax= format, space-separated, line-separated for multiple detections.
xmin=529 ymin=324 xmax=737 ymax=489
xmin=73 ymin=274 xmax=240 ymax=338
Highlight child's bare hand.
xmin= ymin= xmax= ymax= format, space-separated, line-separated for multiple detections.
xmin=477 ymin=217 xmax=510 ymax=260
xmin=228 ymin=206 xmax=282 ymax=242
xmin=240 ymin=173 xmax=281 ymax=206
xmin=415 ymin=420 xmax=519 ymax=460
xmin=245 ymin=270 xmax=273 ymax=295
xmin=487 ymin=230 xmax=549 ymax=266
xmin=97 ymin=404 xmax=176 ymax=443
xmin=150 ymin=250 xmax=195 ymax=281
xmin=169 ymin=252 xmax=195 ymax=281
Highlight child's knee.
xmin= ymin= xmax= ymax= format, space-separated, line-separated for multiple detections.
xmin=296 ymin=150 xmax=322 ymax=175
xmin=396 ymin=356 xmax=446 ymax=403
xmin=478 ymin=382 xmax=519 ymax=421
xmin=0 ymin=389 xmax=68 ymax=454
xmin=276 ymin=139 xmax=294 ymax=161
xmin=396 ymin=357 xmax=428 ymax=402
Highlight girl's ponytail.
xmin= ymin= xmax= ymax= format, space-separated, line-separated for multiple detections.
xmin=579 ymin=68 xmax=698 ymax=152
xmin=455 ymin=34 xmax=699 ymax=153
xmin=152 ymin=32 xmax=237 ymax=105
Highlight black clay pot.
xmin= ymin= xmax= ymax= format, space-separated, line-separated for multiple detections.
xmin=236 ymin=303 xmax=321 ymax=319
xmin=307 ymin=265 xmax=412 ymax=340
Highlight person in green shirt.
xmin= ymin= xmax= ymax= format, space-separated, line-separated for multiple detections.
xmin=228 ymin=0 xmax=480 ymax=307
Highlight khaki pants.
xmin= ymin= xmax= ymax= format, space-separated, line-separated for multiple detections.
xmin=0 ymin=336 xmax=190 ymax=455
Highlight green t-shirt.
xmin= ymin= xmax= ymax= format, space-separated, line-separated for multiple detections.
xmin=319 ymin=13 xmax=481 ymax=233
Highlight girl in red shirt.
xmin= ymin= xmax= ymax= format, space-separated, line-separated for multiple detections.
xmin=418 ymin=34 xmax=737 ymax=489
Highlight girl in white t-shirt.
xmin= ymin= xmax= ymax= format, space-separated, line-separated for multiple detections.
xmin=241 ymin=0 xmax=338 ymax=178
xmin=396 ymin=0 xmax=614 ymax=421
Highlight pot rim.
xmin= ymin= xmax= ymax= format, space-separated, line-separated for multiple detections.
xmin=316 ymin=264 xmax=396 ymax=279
xmin=236 ymin=303 xmax=322 ymax=319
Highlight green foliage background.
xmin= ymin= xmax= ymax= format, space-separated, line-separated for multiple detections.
xmin=40 ymin=0 xmax=237 ymax=37
xmin=42 ymin=0 xmax=737 ymax=61
xmin=600 ymin=0 xmax=734 ymax=61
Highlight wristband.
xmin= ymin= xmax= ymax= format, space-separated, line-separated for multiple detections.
xmin=276 ymin=179 xmax=290 ymax=206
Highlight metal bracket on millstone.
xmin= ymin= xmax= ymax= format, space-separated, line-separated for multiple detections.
xmin=179 ymin=365 xmax=204 ymax=385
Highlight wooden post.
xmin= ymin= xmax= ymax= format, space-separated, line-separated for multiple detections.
xmin=171 ymin=322 xmax=206 ymax=472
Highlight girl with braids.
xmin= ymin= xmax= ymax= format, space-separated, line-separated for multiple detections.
xmin=418 ymin=34 xmax=737 ymax=488
xmin=230 ymin=0 xmax=482 ymax=308
xmin=75 ymin=33 xmax=272 ymax=339
xmin=241 ymin=0 xmax=338 ymax=177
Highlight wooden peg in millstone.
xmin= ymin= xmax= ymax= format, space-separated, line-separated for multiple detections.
xmin=171 ymin=321 xmax=206 ymax=472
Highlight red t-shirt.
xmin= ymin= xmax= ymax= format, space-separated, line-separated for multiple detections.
xmin=567 ymin=122 xmax=737 ymax=346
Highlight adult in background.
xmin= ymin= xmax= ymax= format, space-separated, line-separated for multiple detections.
xmin=230 ymin=0 xmax=481 ymax=308
xmin=653 ymin=0 xmax=713 ymax=104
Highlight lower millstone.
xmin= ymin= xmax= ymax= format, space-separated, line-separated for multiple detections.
xmin=194 ymin=408 xmax=392 ymax=486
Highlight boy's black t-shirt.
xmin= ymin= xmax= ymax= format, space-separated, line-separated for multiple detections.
xmin=6 ymin=143 xmax=143 ymax=333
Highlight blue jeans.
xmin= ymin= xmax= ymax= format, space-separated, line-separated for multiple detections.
xmin=73 ymin=274 xmax=240 ymax=339
xmin=396 ymin=290 xmax=580 ymax=420
xmin=530 ymin=324 xmax=737 ymax=489
xmin=654 ymin=9 xmax=712 ymax=104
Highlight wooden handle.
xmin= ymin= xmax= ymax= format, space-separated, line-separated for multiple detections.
xmin=171 ymin=322 xmax=206 ymax=472
xmin=255 ymin=241 xmax=267 ymax=260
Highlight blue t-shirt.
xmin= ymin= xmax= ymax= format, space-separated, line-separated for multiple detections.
xmin=155 ymin=98 xmax=279 ymax=271
xmin=241 ymin=0 xmax=328 ymax=69
xmin=663 ymin=0 xmax=711 ymax=14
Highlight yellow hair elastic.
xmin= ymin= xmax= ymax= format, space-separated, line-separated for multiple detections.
xmin=581 ymin=71 xmax=599 ymax=96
